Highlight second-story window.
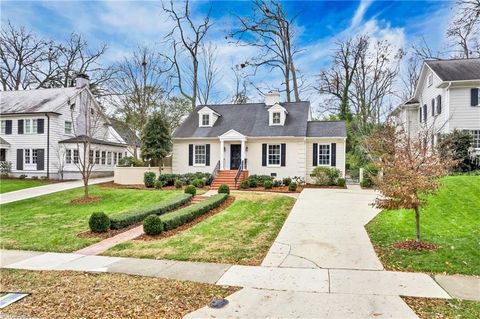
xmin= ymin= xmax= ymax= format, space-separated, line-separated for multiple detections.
xmin=471 ymin=88 xmax=480 ymax=106
xmin=427 ymin=73 xmax=433 ymax=87
xmin=423 ymin=104 xmax=427 ymax=122
xmin=24 ymin=119 xmax=38 ymax=134
xmin=0 ymin=120 xmax=6 ymax=134
xmin=201 ymin=114 xmax=210 ymax=126
xmin=272 ymin=112 xmax=281 ymax=124
xmin=65 ymin=121 xmax=72 ymax=134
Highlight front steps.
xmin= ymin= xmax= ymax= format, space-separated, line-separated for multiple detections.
xmin=211 ymin=170 xmax=248 ymax=190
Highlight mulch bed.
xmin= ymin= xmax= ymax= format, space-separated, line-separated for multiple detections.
xmin=99 ymin=181 xmax=211 ymax=192
xmin=242 ymin=186 xmax=302 ymax=193
xmin=70 ymin=196 xmax=102 ymax=204
xmin=304 ymin=184 xmax=347 ymax=189
xmin=136 ymin=195 xmax=236 ymax=241
xmin=393 ymin=240 xmax=438 ymax=251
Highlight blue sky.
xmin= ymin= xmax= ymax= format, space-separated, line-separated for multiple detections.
xmin=1 ymin=0 xmax=455 ymax=110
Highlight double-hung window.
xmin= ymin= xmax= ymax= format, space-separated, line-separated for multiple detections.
xmin=32 ymin=149 xmax=38 ymax=164
xmin=107 ymin=152 xmax=112 ymax=165
xmin=272 ymin=112 xmax=281 ymax=125
xmin=318 ymin=144 xmax=331 ymax=166
xmin=113 ymin=152 xmax=117 ymax=165
xmin=95 ymin=151 xmax=100 ymax=164
xmin=65 ymin=121 xmax=72 ymax=134
xmin=66 ymin=149 xmax=72 ymax=164
xmin=194 ymin=145 xmax=206 ymax=165
xmin=471 ymin=130 xmax=480 ymax=149
xmin=267 ymin=144 xmax=281 ymax=166
xmin=24 ymin=119 xmax=38 ymax=134
xmin=101 ymin=151 xmax=106 ymax=165
xmin=73 ymin=150 xmax=79 ymax=164
xmin=89 ymin=150 xmax=94 ymax=163
xmin=0 ymin=120 xmax=6 ymax=134
xmin=201 ymin=114 xmax=210 ymax=126
xmin=24 ymin=149 xmax=31 ymax=164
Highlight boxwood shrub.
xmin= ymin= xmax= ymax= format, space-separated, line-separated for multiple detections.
xmin=89 ymin=212 xmax=110 ymax=233
xmin=174 ymin=179 xmax=183 ymax=189
xmin=288 ymin=182 xmax=298 ymax=192
xmin=264 ymin=180 xmax=273 ymax=189
xmin=184 ymin=185 xmax=196 ymax=196
xmin=217 ymin=184 xmax=230 ymax=194
xmin=143 ymin=215 xmax=164 ymax=235
xmin=144 ymin=172 xmax=156 ymax=188
xmin=109 ymin=194 xmax=192 ymax=229
xmin=240 ymin=180 xmax=250 ymax=189
xmin=160 ymin=194 xmax=228 ymax=231
xmin=192 ymin=178 xmax=205 ymax=188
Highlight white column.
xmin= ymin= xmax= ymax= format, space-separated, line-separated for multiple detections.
xmin=241 ymin=139 xmax=245 ymax=169
xmin=220 ymin=139 xmax=224 ymax=170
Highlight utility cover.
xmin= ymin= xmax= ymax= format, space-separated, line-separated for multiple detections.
xmin=0 ymin=293 xmax=29 ymax=309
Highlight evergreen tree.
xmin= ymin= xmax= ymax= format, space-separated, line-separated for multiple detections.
xmin=141 ymin=113 xmax=172 ymax=168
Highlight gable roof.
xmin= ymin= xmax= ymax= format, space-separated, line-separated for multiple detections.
xmin=109 ymin=118 xmax=141 ymax=146
xmin=0 ymin=87 xmax=81 ymax=115
xmin=307 ymin=121 xmax=346 ymax=137
xmin=173 ymin=101 xmax=311 ymax=138
xmin=425 ymin=58 xmax=480 ymax=81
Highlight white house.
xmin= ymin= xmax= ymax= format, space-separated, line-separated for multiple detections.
xmin=0 ymin=75 xmax=130 ymax=179
xmin=392 ymin=58 xmax=480 ymax=153
xmin=172 ymin=92 xmax=347 ymax=188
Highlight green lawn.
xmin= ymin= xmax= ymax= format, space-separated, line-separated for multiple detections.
xmin=403 ymin=297 xmax=480 ymax=319
xmin=0 ymin=179 xmax=49 ymax=193
xmin=0 ymin=185 xmax=182 ymax=252
xmin=105 ymin=192 xmax=296 ymax=265
xmin=367 ymin=175 xmax=480 ymax=275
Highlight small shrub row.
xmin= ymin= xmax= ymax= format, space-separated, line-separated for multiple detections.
xmin=158 ymin=172 xmax=212 ymax=187
xmin=310 ymin=167 xmax=341 ymax=186
xmin=108 ymin=194 xmax=193 ymax=230
xmin=160 ymin=193 xmax=228 ymax=232
xmin=239 ymin=175 xmax=305 ymax=190
xmin=184 ymin=185 xmax=196 ymax=196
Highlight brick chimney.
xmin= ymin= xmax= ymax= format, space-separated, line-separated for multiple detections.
xmin=264 ymin=91 xmax=280 ymax=106
xmin=75 ymin=73 xmax=90 ymax=89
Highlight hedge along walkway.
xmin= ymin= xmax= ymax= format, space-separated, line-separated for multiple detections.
xmin=76 ymin=194 xmax=212 ymax=256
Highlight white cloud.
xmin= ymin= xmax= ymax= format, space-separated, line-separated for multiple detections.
xmin=351 ymin=0 xmax=373 ymax=28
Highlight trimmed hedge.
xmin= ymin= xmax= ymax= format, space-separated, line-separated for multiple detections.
xmin=89 ymin=212 xmax=110 ymax=233
xmin=184 ymin=185 xmax=196 ymax=196
xmin=143 ymin=215 xmax=164 ymax=235
xmin=288 ymin=182 xmax=298 ymax=192
xmin=144 ymin=172 xmax=156 ymax=188
xmin=160 ymin=194 xmax=228 ymax=231
xmin=217 ymin=184 xmax=230 ymax=194
xmin=109 ymin=194 xmax=192 ymax=229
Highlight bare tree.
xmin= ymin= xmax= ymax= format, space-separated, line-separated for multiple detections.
xmin=231 ymin=0 xmax=303 ymax=102
xmin=0 ymin=21 xmax=57 ymax=90
xmin=317 ymin=35 xmax=369 ymax=120
xmin=70 ymin=87 xmax=108 ymax=198
xmin=108 ymin=47 xmax=168 ymax=156
xmin=231 ymin=64 xmax=250 ymax=104
xmin=350 ymin=38 xmax=404 ymax=125
xmin=54 ymin=145 xmax=67 ymax=181
xmin=198 ymin=43 xmax=222 ymax=105
xmin=162 ymin=0 xmax=212 ymax=110
xmin=446 ymin=0 xmax=480 ymax=58
xmin=158 ymin=96 xmax=192 ymax=133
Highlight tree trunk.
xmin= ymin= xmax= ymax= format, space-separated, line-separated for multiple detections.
xmin=84 ymin=178 xmax=89 ymax=198
xmin=414 ymin=206 xmax=421 ymax=243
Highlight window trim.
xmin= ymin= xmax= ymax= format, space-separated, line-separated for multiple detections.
xmin=64 ymin=121 xmax=73 ymax=134
xmin=267 ymin=143 xmax=281 ymax=167
xmin=193 ymin=144 xmax=207 ymax=166
xmin=317 ymin=143 xmax=331 ymax=166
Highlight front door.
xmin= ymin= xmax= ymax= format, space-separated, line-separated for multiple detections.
xmin=230 ymin=144 xmax=241 ymax=170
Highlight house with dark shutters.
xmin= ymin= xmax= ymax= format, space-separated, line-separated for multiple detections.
xmin=391 ymin=58 xmax=480 ymax=154
xmin=0 ymin=75 xmax=130 ymax=179
xmin=171 ymin=91 xmax=347 ymax=189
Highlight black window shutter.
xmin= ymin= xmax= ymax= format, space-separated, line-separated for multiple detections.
xmin=331 ymin=143 xmax=337 ymax=167
xmin=471 ymin=88 xmax=479 ymax=106
xmin=16 ymin=149 xmax=23 ymax=170
xmin=5 ymin=120 xmax=12 ymax=134
xmin=313 ymin=143 xmax=318 ymax=166
xmin=18 ymin=120 xmax=24 ymax=134
xmin=36 ymin=149 xmax=45 ymax=171
xmin=423 ymin=105 xmax=427 ymax=122
xmin=437 ymin=95 xmax=442 ymax=114
xmin=419 ymin=108 xmax=422 ymax=123
xmin=188 ymin=144 xmax=193 ymax=166
xmin=37 ymin=119 xmax=44 ymax=134
xmin=205 ymin=144 xmax=210 ymax=166
xmin=262 ymin=144 xmax=267 ymax=166
xmin=431 ymin=99 xmax=435 ymax=116
xmin=280 ymin=143 xmax=286 ymax=167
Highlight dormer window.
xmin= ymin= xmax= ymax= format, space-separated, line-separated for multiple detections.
xmin=272 ymin=112 xmax=281 ymax=125
xmin=202 ymin=114 xmax=210 ymax=126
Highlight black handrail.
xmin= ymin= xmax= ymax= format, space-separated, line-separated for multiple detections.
xmin=212 ymin=160 xmax=220 ymax=179
xmin=234 ymin=159 xmax=244 ymax=187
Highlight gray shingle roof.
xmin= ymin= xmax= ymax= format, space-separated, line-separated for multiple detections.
xmin=173 ymin=102 xmax=311 ymax=138
xmin=426 ymin=59 xmax=480 ymax=81
xmin=0 ymin=87 xmax=80 ymax=115
xmin=109 ymin=117 xmax=141 ymax=146
xmin=173 ymin=101 xmax=346 ymax=138
xmin=307 ymin=121 xmax=346 ymax=137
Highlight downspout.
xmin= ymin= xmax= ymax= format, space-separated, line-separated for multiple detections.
xmin=45 ymin=113 xmax=50 ymax=179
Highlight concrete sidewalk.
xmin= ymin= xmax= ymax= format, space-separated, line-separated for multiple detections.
xmin=0 ymin=177 xmax=113 ymax=204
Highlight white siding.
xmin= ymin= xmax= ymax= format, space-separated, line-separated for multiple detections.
xmin=449 ymin=87 xmax=480 ymax=130
xmin=418 ymin=68 xmax=449 ymax=134
xmin=306 ymin=138 xmax=346 ymax=181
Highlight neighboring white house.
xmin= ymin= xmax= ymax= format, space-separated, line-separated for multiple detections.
xmin=0 ymin=75 xmax=130 ymax=179
xmin=392 ymin=58 xmax=480 ymax=153
xmin=171 ymin=92 xmax=347 ymax=188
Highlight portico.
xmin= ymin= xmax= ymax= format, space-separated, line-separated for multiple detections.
xmin=219 ymin=129 xmax=247 ymax=170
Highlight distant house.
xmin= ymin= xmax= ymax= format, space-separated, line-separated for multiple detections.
xmin=392 ymin=58 xmax=480 ymax=153
xmin=172 ymin=92 xmax=347 ymax=189
xmin=0 ymin=75 xmax=130 ymax=179
xmin=109 ymin=117 xmax=142 ymax=159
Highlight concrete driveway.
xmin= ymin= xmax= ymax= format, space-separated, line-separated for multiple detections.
xmin=262 ymin=187 xmax=383 ymax=270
